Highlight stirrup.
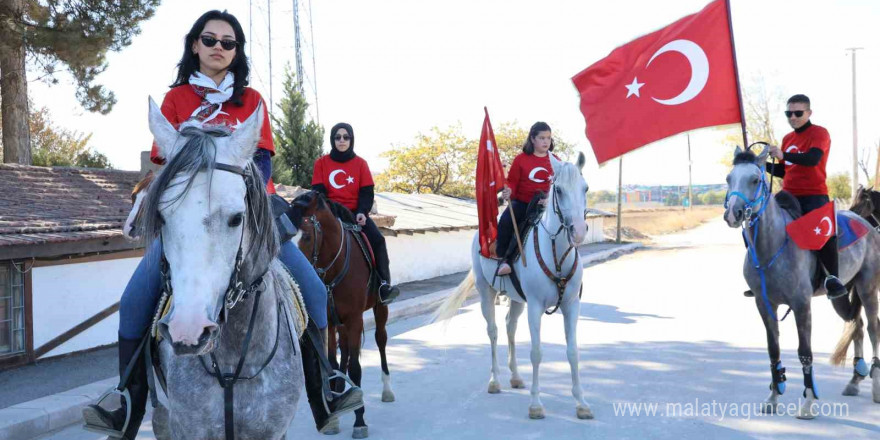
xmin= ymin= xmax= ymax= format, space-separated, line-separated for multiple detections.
xmin=824 ymin=276 xmax=847 ymax=299
xmin=81 ymin=388 xmax=130 ymax=437
xmin=322 ymin=370 xmax=364 ymax=415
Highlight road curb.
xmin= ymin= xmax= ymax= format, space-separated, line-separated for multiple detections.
xmin=0 ymin=242 xmax=639 ymax=440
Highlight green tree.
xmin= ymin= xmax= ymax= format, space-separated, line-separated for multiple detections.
xmin=665 ymin=192 xmax=682 ymax=206
xmin=0 ymin=0 xmax=160 ymax=164
xmin=699 ymin=190 xmax=726 ymax=205
xmin=271 ymin=68 xmax=324 ymax=187
xmin=1 ymin=105 xmax=110 ymax=168
xmin=827 ymin=172 xmax=851 ymax=202
xmin=375 ymin=124 xmax=472 ymax=197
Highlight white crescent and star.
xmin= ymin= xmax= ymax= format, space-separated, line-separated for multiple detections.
xmin=784 ymin=145 xmax=799 ymax=166
xmin=818 ymin=216 xmax=833 ymax=237
xmin=625 ymin=39 xmax=710 ymax=106
xmin=528 ymin=167 xmax=549 ymax=183
xmin=328 ymin=170 xmax=354 ymax=189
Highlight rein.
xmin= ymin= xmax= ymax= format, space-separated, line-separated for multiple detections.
xmin=725 ymin=160 xmax=792 ymax=322
xmin=533 ymin=183 xmax=581 ymax=315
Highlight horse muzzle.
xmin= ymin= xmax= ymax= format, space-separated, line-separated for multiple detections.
xmin=158 ymin=310 xmax=221 ymax=356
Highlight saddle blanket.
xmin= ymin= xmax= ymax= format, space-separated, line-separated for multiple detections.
xmin=838 ymin=212 xmax=870 ymax=250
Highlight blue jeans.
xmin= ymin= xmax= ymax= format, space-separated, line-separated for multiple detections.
xmin=118 ymin=239 xmax=328 ymax=340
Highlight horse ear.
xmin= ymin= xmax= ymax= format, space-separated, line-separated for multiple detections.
xmin=733 ymin=145 xmax=744 ymax=159
xmin=755 ymin=145 xmax=770 ymax=165
xmin=549 ymin=154 xmax=562 ymax=174
xmin=229 ymin=101 xmax=264 ymax=165
xmin=148 ymin=97 xmax=181 ymax=160
xmin=576 ymin=151 xmax=586 ymax=171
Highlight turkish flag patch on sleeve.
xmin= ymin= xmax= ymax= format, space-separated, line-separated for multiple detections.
xmin=785 ymin=202 xmax=836 ymax=250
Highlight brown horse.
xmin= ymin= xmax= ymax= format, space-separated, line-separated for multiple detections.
xmin=291 ymin=190 xmax=394 ymax=439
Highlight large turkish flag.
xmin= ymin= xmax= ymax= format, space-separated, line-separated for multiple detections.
xmin=571 ymin=0 xmax=741 ymax=164
xmin=476 ymin=107 xmax=506 ymax=258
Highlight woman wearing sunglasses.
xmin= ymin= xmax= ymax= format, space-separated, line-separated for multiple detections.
xmin=311 ymin=123 xmax=401 ymax=305
xmin=83 ymin=10 xmax=361 ymax=439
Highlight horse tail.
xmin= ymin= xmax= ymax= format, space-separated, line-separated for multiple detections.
xmin=830 ymin=314 xmax=863 ymax=366
xmin=830 ymin=287 xmax=863 ymax=322
xmin=432 ymin=271 xmax=475 ymax=323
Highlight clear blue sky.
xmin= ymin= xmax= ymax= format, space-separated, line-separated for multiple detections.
xmin=28 ymin=0 xmax=880 ymax=191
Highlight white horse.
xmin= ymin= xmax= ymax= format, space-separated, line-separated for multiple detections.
xmin=140 ymin=99 xmax=304 ymax=439
xmin=435 ymin=152 xmax=592 ymax=420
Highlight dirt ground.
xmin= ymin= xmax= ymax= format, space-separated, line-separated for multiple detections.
xmin=603 ymin=205 xmax=724 ymax=241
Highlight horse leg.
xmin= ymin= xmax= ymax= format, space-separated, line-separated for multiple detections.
xmin=793 ymin=303 xmax=819 ymax=419
xmin=842 ymin=315 xmax=866 ymax=396
xmin=479 ymin=286 xmax=502 ymax=394
xmin=373 ymin=302 xmax=395 ymax=402
xmin=507 ymin=300 xmax=526 ymax=389
xmin=328 ymin=324 xmax=344 ymax=394
xmin=345 ymin=322 xmax=368 ymax=439
xmin=561 ymin=297 xmax=592 ymax=420
xmin=758 ymin=301 xmax=783 ymax=414
xmin=338 ymin=330 xmax=351 ymax=394
xmin=862 ymin=288 xmax=880 ymax=403
xmin=527 ymin=302 xmax=545 ymax=419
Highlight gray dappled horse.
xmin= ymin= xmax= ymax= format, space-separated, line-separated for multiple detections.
xmin=435 ymin=153 xmax=593 ymax=421
xmin=142 ymin=99 xmax=305 ymax=439
xmin=724 ymin=145 xmax=880 ymax=419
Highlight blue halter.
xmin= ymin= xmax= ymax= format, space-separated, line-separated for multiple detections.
xmin=726 ymin=162 xmax=791 ymax=322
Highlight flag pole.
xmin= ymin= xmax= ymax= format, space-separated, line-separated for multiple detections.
xmin=725 ymin=0 xmax=748 ymax=147
xmin=508 ymin=200 xmax=526 ymax=267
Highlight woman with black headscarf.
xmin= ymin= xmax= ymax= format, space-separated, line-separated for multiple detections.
xmin=312 ymin=123 xmax=400 ymax=304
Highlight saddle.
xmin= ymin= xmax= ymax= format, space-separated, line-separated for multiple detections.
xmin=497 ymin=191 xmax=547 ymax=262
xmin=341 ymin=222 xmax=376 ymax=270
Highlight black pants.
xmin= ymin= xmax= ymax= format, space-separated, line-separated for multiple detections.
xmin=361 ymin=216 xmax=392 ymax=284
xmin=797 ymin=195 xmax=839 ymax=277
xmin=496 ymin=200 xmax=529 ymax=260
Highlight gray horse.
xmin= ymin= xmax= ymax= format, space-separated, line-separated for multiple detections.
xmin=141 ymin=99 xmax=305 ymax=439
xmin=724 ymin=145 xmax=880 ymax=418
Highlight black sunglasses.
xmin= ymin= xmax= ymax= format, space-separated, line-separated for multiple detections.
xmin=200 ymin=35 xmax=238 ymax=51
xmin=334 ymin=135 xmax=351 ymax=141
xmin=784 ymin=110 xmax=805 ymax=118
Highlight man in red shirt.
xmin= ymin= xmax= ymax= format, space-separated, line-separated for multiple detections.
xmin=766 ymin=94 xmax=846 ymax=299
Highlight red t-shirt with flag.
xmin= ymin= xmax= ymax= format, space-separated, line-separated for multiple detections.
xmin=507 ymin=153 xmax=556 ymax=204
xmin=780 ymin=124 xmax=831 ymax=197
xmin=311 ymin=155 xmax=374 ymax=211
xmin=149 ymin=85 xmax=276 ymax=193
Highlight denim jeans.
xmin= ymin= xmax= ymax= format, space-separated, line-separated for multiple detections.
xmin=118 ymin=239 xmax=328 ymax=340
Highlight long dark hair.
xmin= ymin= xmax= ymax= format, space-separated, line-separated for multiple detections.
xmin=171 ymin=10 xmax=250 ymax=106
xmin=522 ymin=121 xmax=555 ymax=154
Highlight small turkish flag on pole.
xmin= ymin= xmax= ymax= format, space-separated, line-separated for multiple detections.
xmin=571 ymin=0 xmax=745 ymax=164
xmin=786 ymin=202 xmax=836 ymax=250
xmin=476 ymin=107 xmax=506 ymax=258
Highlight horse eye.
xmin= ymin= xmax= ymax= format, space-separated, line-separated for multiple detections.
xmin=751 ymin=177 xmax=759 ymax=185
xmin=228 ymin=213 xmax=244 ymax=227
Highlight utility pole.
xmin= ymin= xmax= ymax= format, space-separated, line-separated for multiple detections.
xmin=268 ymin=0 xmax=274 ymax=111
xmin=616 ymin=157 xmax=623 ymax=243
xmin=847 ymin=47 xmax=862 ymax=198
xmin=687 ymin=133 xmax=693 ymax=210
xmin=292 ymin=0 xmax=304 ymax=91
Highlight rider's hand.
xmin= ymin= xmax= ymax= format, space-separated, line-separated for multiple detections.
xmin=768 ymin=145 xmax=783 ymax=161
xmin=501 ymin=186 xmax=511 ymax=201
xmin=356 ymin=213 xmax=367 ymax=226
xmin=538 ymin=197 xmax=549 ymax=207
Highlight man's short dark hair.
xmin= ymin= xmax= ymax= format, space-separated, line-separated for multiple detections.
xmin=787 ymin=94 xmax=811 ymax=108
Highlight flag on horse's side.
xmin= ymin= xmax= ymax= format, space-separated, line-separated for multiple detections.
xmin=786 ymin=201 xmax=836 ymax=250
xmin=571 ymin=0 xmax=742 ymax=164
xmin=476 ymin=107 xmax=505 ymax=258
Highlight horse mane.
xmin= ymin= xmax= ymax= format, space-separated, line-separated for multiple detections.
xmin=733 ymin=150 xmax=757 ymax=165
xmin=553 ymin=159 xmax=581 ymax=190
xmin=139 ymin=124 xmax=278 ymax=267
xmin=292 ymin=190 xmax=358 ymax=225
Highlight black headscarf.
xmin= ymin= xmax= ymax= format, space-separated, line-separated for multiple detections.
xmin=329 ymin=122 xmax=356 ymax=163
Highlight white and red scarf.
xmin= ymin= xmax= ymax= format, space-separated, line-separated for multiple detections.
xmin=188 ymin=71 xmax=234 ymax=123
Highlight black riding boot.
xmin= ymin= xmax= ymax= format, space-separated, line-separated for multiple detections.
xmin=820 ymin=236 xmax=847 ymax=299
xmin=373 ymin=242 xmax=400 ymax=304
xmin=81 ymin=336 xmax=149 ymax=439
xmin=301 ymin=320 xmax=364 ymax=433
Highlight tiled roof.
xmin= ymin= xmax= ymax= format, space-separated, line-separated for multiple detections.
xmin=0 ymin=164 xmax=141 ymax=249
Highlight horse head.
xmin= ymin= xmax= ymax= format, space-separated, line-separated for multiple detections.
xmin=549 ymin=152 xmax=589 ymax=244
xmin=724 ymin=145 xmax=770 ymax=228
xmin=850 ymin=185 xmax=874 ymax=218
xmin=141 ymin=97 xmax=278 ymax=356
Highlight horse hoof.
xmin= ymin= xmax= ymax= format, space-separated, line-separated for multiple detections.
xmin=382 ymin=390 xmax=396 ymax=402
xmin=488 ymin=381 xmax=501 ymax=394
xmin=842 ymin=383 xmax=860 ymax=396
xmin=321 ymin=418 xmax=341 ymax=435
xmin=528 ymin=405 xmax=545 ymax=419
xmin=760 ymin=402 xmax=777 ymax=414
xmin=352 ymin=426 xmax=369 ymax=439
xmin=576 ymin=405 xmax=594 ymax=420
xmin=510 ymin=378 xmax=526 ymax=389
